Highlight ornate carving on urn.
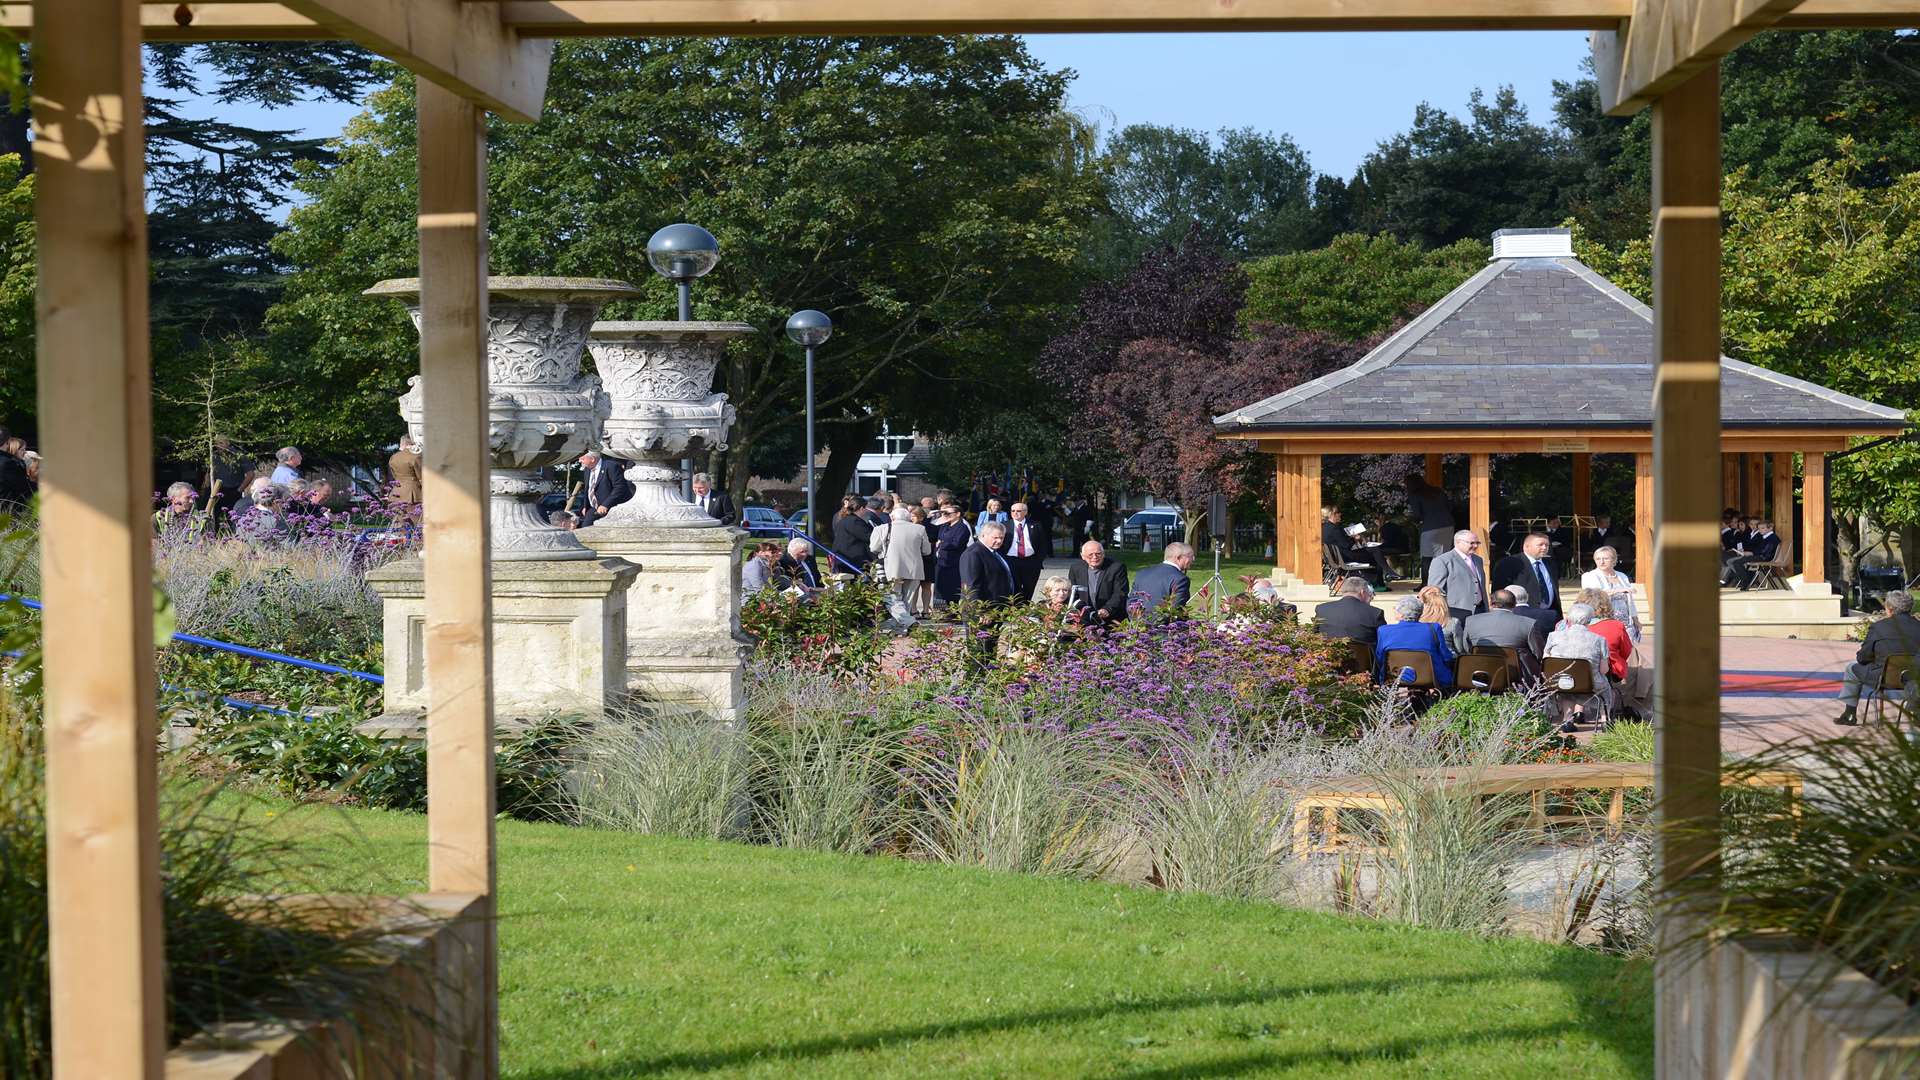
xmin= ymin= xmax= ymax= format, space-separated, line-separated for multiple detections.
xmin=586 ymin=321 xmax=755 ymax=528
xmin=365 ymin=276 xmax=643 ymax=560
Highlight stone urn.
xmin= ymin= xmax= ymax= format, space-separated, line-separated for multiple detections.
xmin=585 ymin=321 xmax=756 ymax=527
xmin=366 ymin=276 xmax=642 ymax=560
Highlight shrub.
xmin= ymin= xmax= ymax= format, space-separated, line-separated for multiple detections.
xmin=748 ymin=710 xmax=894 ymax=855
xmin=1125 ymin=724 xmax=1304 ymax=901
xmin=741 ymin=579 xmax=890 ymax=675
xmin=566 ymin=707 xmax=753 ymax=840
xmin=1588 ymin=721 xmax=1654 ymax=764
xmin=1424 ymin=691 xmax=1577 ymax=764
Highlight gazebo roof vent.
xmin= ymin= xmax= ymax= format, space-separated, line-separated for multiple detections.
xmin=1490 ymin=227 xmax=1574 ymax=260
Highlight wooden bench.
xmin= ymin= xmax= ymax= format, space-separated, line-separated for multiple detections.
xmin=1289 ymin=761 xmax=1803 ymax=859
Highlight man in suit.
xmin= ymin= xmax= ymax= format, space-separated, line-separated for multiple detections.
xmin=690 ymin=471 xmax=735 ymax=525
xmin=1321 ymin=506 xmax=1393 ymax=584
xmin=388 ymin=434 xmax=422 ymax=508
xmin=777 ymin=538 xmax=823 ymax=592
xmin=957 ymin=521 xmax=1015 ymax=606
xmin=1544 ymin=516 xmax=1575 ymax=565
xmin=1068 ymin=539 xmax=1130 ymax=628
xmin=1314 ymin=576 xmax=1386 ymax=646
xmin=1465 ymin=588 xmax=1546 ymax=678
xmin=1722 ymin=519 xmax=1781 ymax=588
xmin=1493 ymin=532 xmax=1562 ymax=615
xmin=1003 ymin=501 xmax=1048 ymax=602
xmin=1133 ymin=542 xmax=1195 ymax=615
xmin=578 ymin=451 xmax=634 ymax=526
xmin=1426 ymin=529 xmax=1488 ymax=625
xmin=1505 ymin=584 xmax=1560 ymax=642
xmin=1836 ymin=589 xmax=1919 ymax=726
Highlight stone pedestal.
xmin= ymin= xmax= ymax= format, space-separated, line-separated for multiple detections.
xmin=575 ymin=523 xmax=749 ymax=723
xmin=362 ymin=555 xmax=640 ymax=736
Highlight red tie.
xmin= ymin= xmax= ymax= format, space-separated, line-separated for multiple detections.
xmin=1016 ymin=524 xmax=1027 ymax=557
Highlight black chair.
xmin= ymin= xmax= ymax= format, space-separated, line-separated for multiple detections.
xmin=1869 ymin=655 xmax=1916 ymax=725
xmin=1324 ymin=544 xmax=1382 ymax=594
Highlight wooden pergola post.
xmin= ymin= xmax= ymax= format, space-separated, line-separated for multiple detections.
xmin=1802 ymin=451 xmax=1827 ymax=584
xmin=1635 ymin=452 xmax=1655 ymax=596
xmin=1468 ymin=453 xmax=1492 ymax=548
xmin=1424 ymin=452 xmax=1443 ymax=487
xmin=32 ymin=1 xmax=167 ymax=1074
xmin=1650 ymin=65 xmax=1723 ymax=1077
xmin=1272 ymin=455 xmax=1290 ymax=574
xmin=1744 ymin=453 xmax=1764 ymax=516
xmin=1720 ymin=454 xmax=1738 ymax=510
xmin=1301 ymin=454 xmax=1323 ymax=579
xmin=1770 ymin=452 xmax=1795 ymax=568
xmin=1572 ymin=453 xmax=1592 ymax=518
xmin=416 ymin=80 xmax=499 ymax=1076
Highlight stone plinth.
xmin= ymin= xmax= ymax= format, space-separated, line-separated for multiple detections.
xmin=575 ymin=522 xmax=749 ymax=722
xmin=363 ymin=555 xmax=639 ymax=735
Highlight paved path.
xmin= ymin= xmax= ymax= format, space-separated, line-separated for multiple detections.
xmin=1717 ymin=635 xmax=1861 ymax=754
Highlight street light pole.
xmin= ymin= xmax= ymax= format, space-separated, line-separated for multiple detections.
xmin=785 ymin=309 xmax=833 ymax=539
xmin=647 ymin=224 xmax=721 ymax=501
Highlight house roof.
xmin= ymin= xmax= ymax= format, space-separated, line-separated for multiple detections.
xmin=1213 ymin=239 xmax=1910 ymax=435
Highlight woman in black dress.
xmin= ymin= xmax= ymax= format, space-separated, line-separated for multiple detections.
xmin=830 ymin=494 xmax=873 ymax=575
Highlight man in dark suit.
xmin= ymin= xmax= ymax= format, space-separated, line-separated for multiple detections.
xmin=1314 ymin=576 xmax=1386 ymax=646
xmin=1506 ymin=584 xmax=1560 ymax=642
xmin=776 ymin=538 xmax=823 ymax=591
xmin=1132 ymin=542 xmax=1195 ymax=615
xmin=1722 ymin=520 xmax=1781 ymax=588
xmin=578 ymin=451 xmax=634 ymax=526
xmin=1322 ymin=507 xmax=1392 ymax=584
xmin=1068 ymin=539 xmax=1130 ymax=627
xmin=1544 ymin=516 xmax=1575 ymax=565
xmin=1836 ymin=589 xmax=1919 ymax=725
xmin=690 ymin=471 xmax=735 ymax=525
xmin=1003 ymin=501 xmax=1048 ymax=602
xmin=1464 ymin=588 xmax=1546 ymax=680
xmin=957 ymin=521 xmax=1015 ymax=606
xmin=1492 ymin=532 xmax=1562 ymax=614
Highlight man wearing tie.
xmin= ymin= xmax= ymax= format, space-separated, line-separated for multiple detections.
xmin=577 ymin=451 xmax=633 ymax=526
xmin=1492 ymin=531 xmax=1562 ymax=615
xmin=1004 ymin=501 xmax=1047 ymax=602
xmin=690 ymin=471 xmax=735 ymax=525
xmin=1426 ymin=529 xmax=1489 ymax=625
xmin=958 ymin=521 xmax=1016 ymax=606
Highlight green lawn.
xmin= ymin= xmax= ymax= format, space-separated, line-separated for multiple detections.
xmin=268 ymin=802 xmax=1651 ymax=1078
xmin=1115 ymin=549 xmax=1279 ymax=598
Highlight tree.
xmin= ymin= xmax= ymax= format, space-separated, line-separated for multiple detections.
xmin=0 ymin=156 xmax=32 ymax=435
xmin=1240 ymin=232 xmax=1487 ymax=341
xmin=1097 ymin=124 xmax=1317 ymax=268
xmin=1577 ymin=151 xmax=1920 ymax=579
xmin=1333 ymin=87 xmax=1577 ymax=249
xmin=270 ymin=37 xmax=1103 ymax=506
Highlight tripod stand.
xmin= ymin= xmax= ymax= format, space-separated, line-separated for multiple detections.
xmin=1202 ymin=538 xmax=1228 ymax=619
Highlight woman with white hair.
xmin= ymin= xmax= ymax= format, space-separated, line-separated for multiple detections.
xmin=870 ymin=505 xmax=932 ymax=615
xmin=1580 ymin=546 xmax=1641 ymax=642
xmin=1545 ymin=602 xmax=1615 ymax=728
xmin=1373 ymin=592 xmax=1457 ymax=687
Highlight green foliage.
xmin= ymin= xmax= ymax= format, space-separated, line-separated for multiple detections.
xmin=568 ymin=708 xmax=754 ymax=841
xmin=270 ymin=38 xmax=1103 ymax=475
xmin=197 ymin=711 xmax=426 ymax=809
xmin=1587 ymin=721 xmax=1654 ymax=764
xmin=1240 ymin=232 xmax=1487 ymax=341
xmin=740 ymin=578 xmax=890 ymax=675
xmin=0 ymin=155 xmax=32 ymax=431
xmin=1424 ymin=692 xmax=1570 ymax=761
xmin=1097 ymin=123 xmax=1317 ymax=269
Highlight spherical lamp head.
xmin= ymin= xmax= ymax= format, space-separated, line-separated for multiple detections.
xmin=646 ymin=223 xmax=721 ymax=283
xmin=785 ymin=309 xmax=833 ymax=347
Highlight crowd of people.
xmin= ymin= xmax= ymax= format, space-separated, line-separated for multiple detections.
xmin=1315 ymin=522 xmax=1654 ymax=731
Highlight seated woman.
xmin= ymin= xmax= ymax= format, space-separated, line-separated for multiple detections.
xmin=1545 ymin=602 xmax=1617 ymax=728
xmin=1375 ymin=593 xmax=1456 ymax=687
xmin=1558 ymin=587 xmax=1630 ymax=683
xmin=1417 ymin=584 xmax=1467 ymax=657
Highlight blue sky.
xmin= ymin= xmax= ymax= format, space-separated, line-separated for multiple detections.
xmin=201 ymin=31 xmax=1595 ymax=195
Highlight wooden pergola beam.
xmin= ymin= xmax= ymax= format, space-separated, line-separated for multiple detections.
xmin=1591 ymin=0 xmax=1809 ymax=117
xmin=280 ymin=0 xmax=553 ymax=122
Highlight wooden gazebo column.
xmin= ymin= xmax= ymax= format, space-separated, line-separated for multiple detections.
xmin=1721 ymin=454 xmax=1738 ymax=510
xmin=1424 ymin=453 xmax=1443 ymax=487
xmin=1572 ymin=453 xmax=1592 ymax=518
xmin=1635 ymin=452 xmax=1655 ymax=596
xmin=1468 ymin=453 xmax=1492 ymax=547
xmin=1745 ymin=453 xmax=1765 ymax=516
xmin=1803 ymin=451 xmax=1827 ymax=584
xmin=34 ymin=0 xmax=166 ymax=1070
xmin=1770 ymin=452 xmax=1795 ymax=568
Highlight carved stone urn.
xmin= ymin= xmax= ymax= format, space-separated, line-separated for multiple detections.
xmin=585 ymin=321 xmax=755 ymax=527
xmin=366 ymin=276 xmax=642 ymax=560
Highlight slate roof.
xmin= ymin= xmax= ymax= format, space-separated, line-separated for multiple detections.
xmin=1214 ymin=251 xmax=1909 ymax=433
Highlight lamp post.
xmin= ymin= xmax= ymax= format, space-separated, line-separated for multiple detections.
xmin=646 ymin=223 xmax=721 ymax=321
xmin=785 ymin=309 xmax=832 ymax=536
xmin=648 ymin=223 xmax=721 ymax=498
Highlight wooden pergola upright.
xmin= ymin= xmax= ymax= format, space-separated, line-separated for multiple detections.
xmin=17 ymin=1 xmax=1920 ymax=1076
xmin=1219 ymin=229 xmax=1908 ymax=597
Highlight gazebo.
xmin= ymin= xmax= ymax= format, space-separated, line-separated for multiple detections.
xmin=1215 ymin=228 xmax=1907 ymax=607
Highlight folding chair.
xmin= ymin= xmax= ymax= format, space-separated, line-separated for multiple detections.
xmin=1324 ymin=544 xmax=1381 ymax=595
xmin=1454 ymin=654 xmax=1511 ymax=694
xmin=1747 ymin=554 xmax=1794 ymax=591
xmin=1471 ymin=642 xmax=1528 ymax=686
xmin=1541 ymin=657 xmax=1609 ymax=727
xmin=1869 ymin=655 xmax=1916 ymax=725
xmin=1337 ymin=638 xmax=1375 ymax=677
xmin=1382 ymin=649 xmax=1439 ymax=690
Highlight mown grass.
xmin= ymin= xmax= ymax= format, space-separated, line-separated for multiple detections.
xmin=258 ymin=800 xmax=1652 ymax=1078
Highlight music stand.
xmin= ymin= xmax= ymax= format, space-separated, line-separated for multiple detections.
xmin=1202 ymin=527 xmax=1229 ymax=619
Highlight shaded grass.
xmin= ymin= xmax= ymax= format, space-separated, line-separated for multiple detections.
xmin=1115 ymin=550 xmax=1277 ymax=598
xmin=260 ymin=801 xmax=1652 ymax=1079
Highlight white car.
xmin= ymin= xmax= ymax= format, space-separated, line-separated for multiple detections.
xmin=1113 ymin=508 xmax=1183 ymax=549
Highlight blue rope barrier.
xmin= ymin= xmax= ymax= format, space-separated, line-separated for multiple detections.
xmin=2 ymin=592 xmax=384 ymax=685
xmin=779 ymin=525 xmax=867 ymax=576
